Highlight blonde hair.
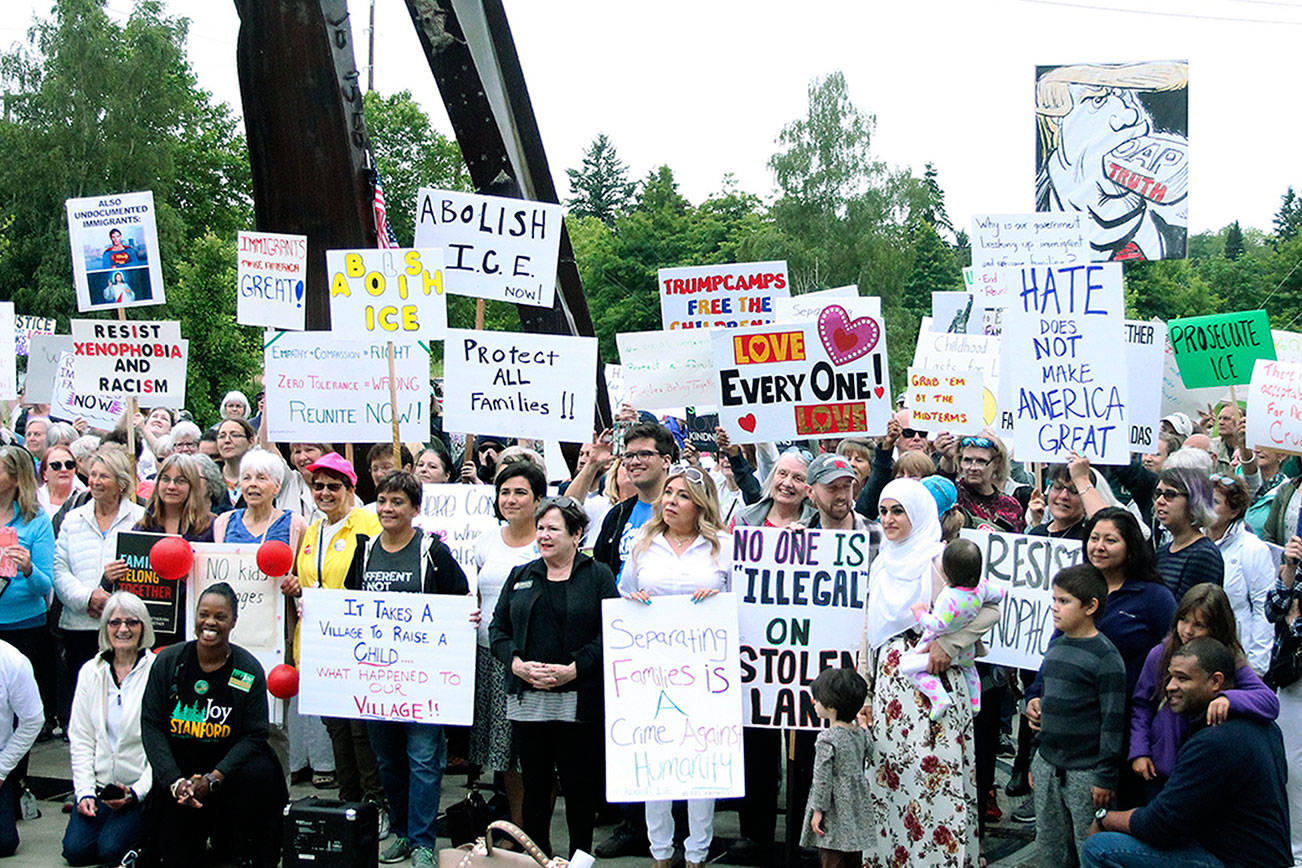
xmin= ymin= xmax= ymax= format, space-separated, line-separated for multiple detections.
xmin=960 ymin=430 xmax=1011 ymax=488
xmin=91 ymin=445 xmax=135 ymax=501
xmin=0 ymin=446 xmax=40 ymax=522
xmin=894 ymin=451 xmax=936 ymax=480
xmin=634 ymin=467 xmax=726 ymax=559
xmin=1036 ymin=61 xmax=1187 ymax=158
xmin=141 ymin=454 xmax=212 ymax=537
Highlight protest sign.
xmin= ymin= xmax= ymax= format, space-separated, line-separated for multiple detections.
xmin=237 ymin=231 xmax=307 ymax=330
xmin=906 ymin=367 xmax=984 ymax=435
xmin=299 ymin=589 xmax=475 ymax=724
xmin=1273 ymin=330 xmax=1302 ymax=365
xmin=771 ymin=288 xmax=879 ymax=324
xmin=442 ymin=329 xmax=597 ymax=442
xmin=264 ymin=332 xmax=430 ymax=442
xmin=658 ymin=261 xmax=789 ymax=330
xmin=70 ymin=320 xmax=187 ymax=408
xmin=66 ymin=190 xmax=165 ymax=312
xmin=604 ymin=364 xmax=627 ymax=413
xmin=711 ymin=305 xmax=891 ymax=443
xmin=326 ymin=248 xmax=447 ymax=338
xmin=186 ymin=543 xmax=286 ymax=673
xmin=1125 ymin=320 xmax=1166 ymax=452
xmin=54 ymin=352 xmax=128 ymax=433
xmin=969 ymin=213 xmax=1088 ymax=270
xmin=603 ymin=594 xmax=744 ymax=801
xmin=930 ymin=292 xmax=984 ymax=335
xmin=412 ymin=484 xmax=499 ymax=589
xmin=114 ymin=532 xmax=182 ymax=637
xmin=1000 ymin=263 xmax=1129 ymax=464
xmin=0 ymin=305 xmax=13 ymax=401
xmin=685 ymin=409 xmax=720 ymax=454
xmin=616 ymin=330 xmax=715 ymax=411
xmin=414 ymin=189 xmax=563 ymax=307
xmin=960 ymin=528 xmax=1084 ymax=670
xmin=24 ymin=336 xmax=70 ymax=405
xmin=13 ymin=316 xmax=55 ymax=357
xmin=912 ymin=318 xmax=1005 ymax=434
xmin=1246 ymin=359 xmax=1302 ymax=454
xmin=1168 ymin=310 xmax=1276 ymax=389
xmin=1160 ymin=328 xmax=1228 ymax=419
xmin=733 ymin=528 xmax=871 ymax=729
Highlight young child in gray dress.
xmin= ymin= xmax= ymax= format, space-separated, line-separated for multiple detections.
xmin=801 ymin=667 xmax=874 ymax=868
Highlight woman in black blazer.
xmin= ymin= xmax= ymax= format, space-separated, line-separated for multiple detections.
xmin=488 ymin=495 xmax=618 ymax=858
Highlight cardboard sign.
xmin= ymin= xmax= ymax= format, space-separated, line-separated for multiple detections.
xmin=616 ymin=330 xmax=716 ymax=411
xmin=327 ymin=248 xmax=447 ymax=338
xmin=969 ymin=212 xmax=1088 ymax=270
xmin=603 ymin=594 xmax=745 ymax=801
xmin=1168 ymin=310 xmax=1275 ymax=388
xmin=0 ymin=304 xmax=14 ymax=401
xmin=13 ymin=316 xmax=55 ymax=357
xmin=1000 ymin=264 xmax=1129 ymax=464
xmin=771 ymin=287 xmax=879 ymax=323
xmin=186 ymin=543 xmax=286 ymax=674
xmin=912 ymin=320 xmax=1003 ymax=434
xmin=442 ymin=329 xmax=597 ymax=442
xmin=24 ymin=335 xmax=70 ymax=404
xmin=237 ymin=231 xmax=308 ymax=331
xmin=65 ymin=190 xmax=165 ymax=312
xmin=114 ymin=532 xmax=182 ymax=636
xmin=712 ymin=305 xmax=890 ymax=443
xmin=1125 ymin=320 xmax=1166 ymax=452
xmin=299 ymin=589 xmax=476 ymax=724
xmin=734 ymin=528 xmax=871 ymax=729
xmin=658 ymin=261 xmax=789 ymax=330
xmin=69 ymin=320 xmax=187 ymax=407
xmin=411 ymin=484 xmax=499 ymax=590
xmin=1247 ymin=359 xmax=1302 ymax=454
xmin=414 ymin=189 xmax=563 ymax=307
xmin=264 ymin=332 xmax=430 ymax=442
xmin=960 ymin=528 xmax=1085 ymax=670
xmin=906 ymin=367 xmax=984 ymax=435
xmin=53 ymin=352 xmax=128 ymax=431
xmin=1273 ymin=330 xmax=1302 ymax=365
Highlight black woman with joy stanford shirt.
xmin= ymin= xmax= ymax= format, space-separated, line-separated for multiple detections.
xmin=140 ymin=582 xmax=286 ymax=868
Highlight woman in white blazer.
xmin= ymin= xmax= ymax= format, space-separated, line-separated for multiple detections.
xmin=63 ymin=591 xmax=155 ymax=867
xmin=53 ymin=446 xmax=146 ymax=730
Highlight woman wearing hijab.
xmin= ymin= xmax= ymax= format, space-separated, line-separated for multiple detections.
xmin=859 ymin=479 xmax=1000 ymax=868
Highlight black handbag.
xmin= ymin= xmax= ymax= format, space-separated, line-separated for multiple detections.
xmin=1266 ymin=620 xmax=1302 ymax=690
xmin=443 ymin=787 xmax=495 ymax=848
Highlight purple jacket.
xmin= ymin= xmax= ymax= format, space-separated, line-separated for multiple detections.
xmin=1129 ymin=640 xmax=1280 ymax=780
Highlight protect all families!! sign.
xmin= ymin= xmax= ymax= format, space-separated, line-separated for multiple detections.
xmin=733 ymin=528 xmax=872 ymax=729
xmin=659 ymin=261 xmax=790 ymax=330
xmin=711 ymin=304 xmax=891 ymax=443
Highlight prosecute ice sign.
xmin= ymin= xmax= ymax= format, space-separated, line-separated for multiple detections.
xmin=414 ymin=189 xmax=563 ymax=307
xmin=69 ymin=319 xmax=187 ymax=407
xmin=1168 ymin=309 xmax=1275 ymax=389
xmin=327 ymin=248 xmax=446 ymax=338
xmin=658 ymin=261 xmax=789 ymax=330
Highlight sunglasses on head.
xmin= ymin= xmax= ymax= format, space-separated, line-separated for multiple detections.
xmin=540 ymin=495 xmax=579 ymax=511
xmin=960 ymin=436 xmax=994 ymax=449
xmin=668 ymin=463 xmax=706 ymax=484
xmin=312 ymin=481 xmax=345 ymax=492
xmin=1209 ymin=474 xmax=1238 ymax=487
xmin=783 ymin=446 xmax=814 ymax=462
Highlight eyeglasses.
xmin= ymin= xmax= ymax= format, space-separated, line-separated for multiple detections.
xmin=217 ymin=432 xmax=248 ymax=441
xmin=960 ymin=456 xmax=992 ymax=467
xmin=157 ymin=475 xmax=189 ymax=486
xmin=900 ymin=428 xmax=927 ymax=439
xmin=623 ymin=449 xmax=664 ymax=463
xmin=312 ymin=481 xmax=345 ymax=492
xmin=46 ymin=460 xmax=75 ymax=471
xmin=1154 ymin=488 xmax=1186 ymax=501
xmin=668 ymin=463 xmax=706 ymax=484
xmin=107 ymin=618 xmax=142 ymax=629
xmin=960 ymin=436 xmax=994 ymax=449
xmin=783 ymin=447 xmax=814 ymax=462
xmin=172 ymin=442 xmax=197 ymax=452
xmin=1047 ymin=482 xmax=1079 ymax=495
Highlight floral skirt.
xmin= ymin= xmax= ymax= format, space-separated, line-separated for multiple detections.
xmin=865 ymin=633 xmax=979 ymax=868
xmin=469 ymin=645 xmax=517 ymax=772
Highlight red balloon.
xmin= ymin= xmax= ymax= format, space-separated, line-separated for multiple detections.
xmin=149 ymin=536 xmax=194 ymax=581
xmin=267 ymin=664 xmax=299 ymax=699
xmin=257 ymin=540 xmax=295 ymax=578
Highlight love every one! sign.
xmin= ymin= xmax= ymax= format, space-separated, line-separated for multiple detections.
xmin=710 ymin=305 xmax=892 ymax=443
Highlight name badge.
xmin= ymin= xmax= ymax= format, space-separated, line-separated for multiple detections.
xmin=514 ymin=580 xmax=533 ymax=590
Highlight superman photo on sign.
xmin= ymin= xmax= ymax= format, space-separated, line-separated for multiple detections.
xmin=711 ymin=304 xmax=892 ymax=443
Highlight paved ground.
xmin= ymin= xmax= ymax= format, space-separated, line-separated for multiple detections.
xmin=11 ymin=738 xmax=1037 ymax=866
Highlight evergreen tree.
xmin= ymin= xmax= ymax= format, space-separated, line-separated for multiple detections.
xmin=566 ymin=133 xmax=634 ymax=227
xmin=1275 ymin=187 xmax=1301 ymax=243
xmin=1224 ymin=221 xmax=1245 ymax=260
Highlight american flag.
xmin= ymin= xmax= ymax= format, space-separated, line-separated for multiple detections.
xmin=372 ymin=167 xmax=399 ymax=249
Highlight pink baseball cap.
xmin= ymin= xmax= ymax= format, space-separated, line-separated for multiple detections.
xmin=305 ymin=452 xmax=357 ymax=487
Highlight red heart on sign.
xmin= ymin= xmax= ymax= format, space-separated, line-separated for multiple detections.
xmin=833 ymin=328 xmax=857 ymax=352
xmin=739 ymin=414 xmax=757 ymax=433
xmin=874 ymin=386 xmax=885 ymax=398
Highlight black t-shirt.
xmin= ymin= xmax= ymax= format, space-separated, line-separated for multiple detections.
xmin=360 ymin=535 xmax=423 ymax=593
xmin=165 ymin=644 xmax=256 ymax=775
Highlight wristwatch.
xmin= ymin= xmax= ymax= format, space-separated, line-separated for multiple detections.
xmin=204 ymin=773 xmax=222 ymax=793
xmin=1094 ymin=807 xmax=1108 ymax=827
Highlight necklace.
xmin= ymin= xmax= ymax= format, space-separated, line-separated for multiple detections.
xmin=666 ymin=531 xmax=695 ymax=548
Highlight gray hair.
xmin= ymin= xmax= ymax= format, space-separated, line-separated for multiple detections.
xmin=1164 ymin=447 xmax=1214 ymax=475
xmin=170 ymin=421 xmax=201 ymax=445
xmin=97 ymin=591 xmax=155 ymax=652
xmin=239 ymin=447 xmax=285 ymax=490
xmin=193 ymin=453 xmax=226 ymax=504
xmin=220 ymin=391 xmax=250 ymax=418
xmin=45 ymin=422 xmax=79 ymax=448
xmin=153 ymin=434 xmax=173 ymax=459
xmin=69 ymin=435 xmax=100 ymax=462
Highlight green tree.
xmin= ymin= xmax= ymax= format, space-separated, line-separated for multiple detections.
xmin=902 ymin=221 xmax=960 ymax=315
xmin=565 ymin=133 xmax=634 ymax=227
xmin=1224 ymin=220 xmax=1245 ymax=260
xmin=1275 ymin=187 xmax=1301 ymax=243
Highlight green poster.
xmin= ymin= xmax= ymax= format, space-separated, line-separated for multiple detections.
xmin=1168 ymin=310 xmax=1274 ymax=388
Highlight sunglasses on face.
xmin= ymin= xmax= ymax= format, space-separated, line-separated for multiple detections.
xmin=312 ymin=481 xmax=345 ymax=492
xmin=46 ymin=460 xmax=75 ymax=471
xmin=900 ymin=429 xmax=927 ymax=439
xmin=1154 ymin=488 xmax=1186 ymax=501
xmin=108 ymin=618 xmax=142 ymax=629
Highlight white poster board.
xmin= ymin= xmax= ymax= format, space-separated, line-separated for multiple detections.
xmin=264 ymin=332 xmax=430 ymax=442
xmin=911 ymin=319 xmax=1004 ymax=435
xmin=906 ymin=367 xmax=985 ymax=436
xmin=930 ymin=292 xmax=984 ymax=335
xmin=1000 ymin=263 xmax=1129 ymax=464
xmin=616 ymin=329 xmax=716 ymax=411
xmin=1126 ymin=320 xmax=1167 ymax=452
xmin=711 ymin=306 xmax=891 ymax=443
xmin=658 ymin=261 xmax=789 ymax=330
xmin=0 ymin=304 xmax=14 ymax=401
xmin=24 ymin=335 xmax=71 ymax=405
xmin=733 ymin=528 xmax=870 ymax=729
xmin=603 ymin=594 xmax=745 ymax=801
xmin=961 ymin=528 xmax=1085 ymax=670
xmin=969 ymin=212 xmax=1089 ymax=270
xmin=13 ymin=315 xmax=55 ymax=357
xmin=412 ymin=484 xmax=499 ymax=591
xmin=1273 ymin=330 xmax=1302 ymax=365
xmin=237 ymin=231 xmax=308 ymax=331
xmin=66 ymin=190 xmax=165 ymax=311
xmin=326 ymin=248 xmax=446 ymax=338
xmin=186 ymin=543 xmax=286 ymax=676
xmin=771 ymin=288 xmax=879 ymax=324
xmin=69 ymin=320 xmax=187 ymax=407
xmin=414 ymin=189 xmax=563 ymax=307
xmin=442 ymin=329 xmax=597 ymax=442
xmin=53 ymin=352 xmax=128 ymax=430
xmin=299 ymin=589 xmax=475 ymax=724
xmin=1247 ymin=359 xmax=1302 ymax=454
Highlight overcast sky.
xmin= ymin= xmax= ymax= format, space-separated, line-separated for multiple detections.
xmin=8 ymin=0 xmax=1302 ymax=236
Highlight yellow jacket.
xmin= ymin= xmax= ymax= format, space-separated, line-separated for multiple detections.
xmin=292 ymin=507 xmax=383 ymax=663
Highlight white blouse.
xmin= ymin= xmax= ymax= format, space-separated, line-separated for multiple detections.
xmin=618 ymin=529 xmax=732 ymax=597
